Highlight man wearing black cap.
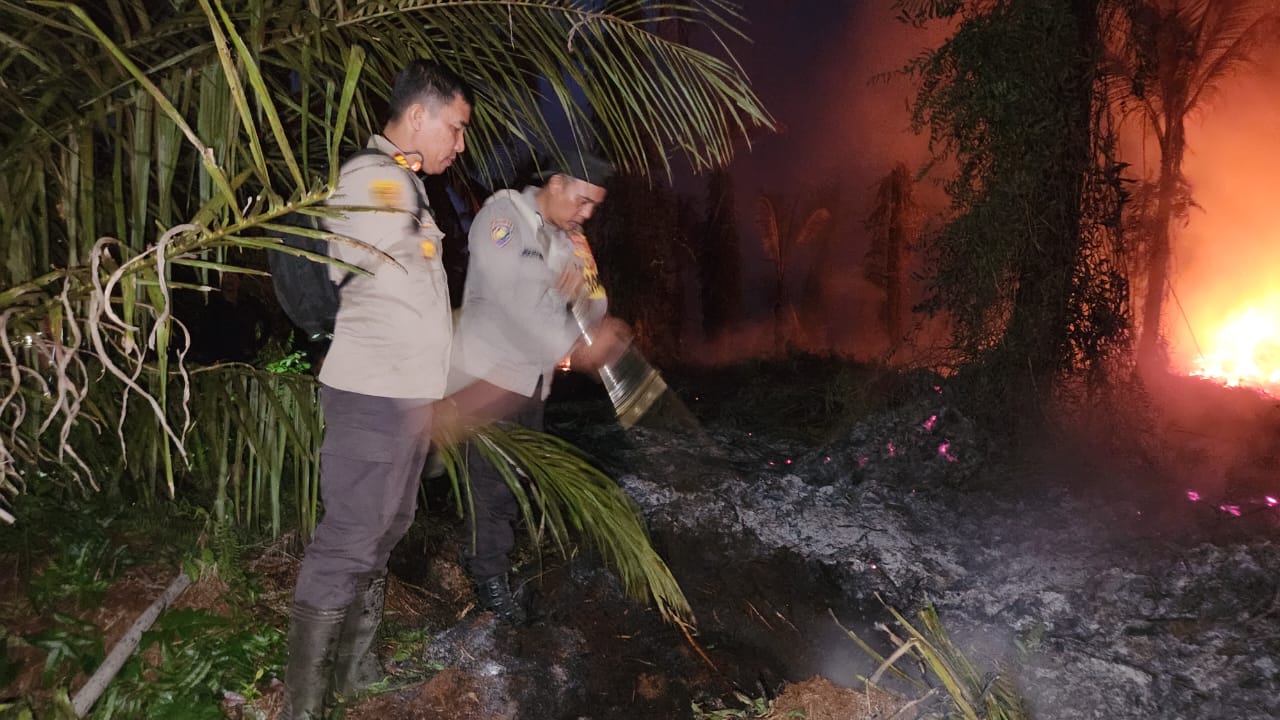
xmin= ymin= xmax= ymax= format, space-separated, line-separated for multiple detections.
xmin=443 ymin=147 xmax=630 ymax=623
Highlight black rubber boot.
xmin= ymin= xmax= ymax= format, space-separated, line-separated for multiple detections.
xmin=332 ymin=571 xmax=387 ymax=697
xmin=475 ymin=574 xmax=527 ymax=626
xmin=282 ymin=602 xmax=345 ymax=720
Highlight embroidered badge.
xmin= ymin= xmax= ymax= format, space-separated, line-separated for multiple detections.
xmin=520 ymin=248 xmax=545 ymax=260
xmin=420 ymin=240 xmax=436 ymax=258
xmin=370 ymin=179 xmax=402 ymax=209
xmin=491 ymin=219 xmax=514 ymax=247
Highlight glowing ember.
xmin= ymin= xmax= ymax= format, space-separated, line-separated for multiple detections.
xmin=922 ymin=414 xmax=938 ymax=431
xmin=1219 ymin=504 xmax=1242 ymax=517
xmin=938 ymin=441 xmax=957 ymax=462
xmin=1187 ymin=490 xmax=1201 ymax=502
xmin=886 ymin=441 xmax=897 ymax=457
xmin=858 ymin=455 xmax=869 ymax=468
xmin=1190 ymin=306 xmax=1280 ymax=393
xmin=1267 ymin=496 xmax=1278 ymax=507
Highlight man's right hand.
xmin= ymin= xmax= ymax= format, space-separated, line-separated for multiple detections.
xmin=554 ymin=264 xmax=588 ymax=302
xmin=431 ymin=381 xmax=527 ymax=448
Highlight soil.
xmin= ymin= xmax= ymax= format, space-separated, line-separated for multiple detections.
xmin=1 ymin=560 xmax=173 ymax=701
xmin=243 ymin=512 xmax=908 ymax=720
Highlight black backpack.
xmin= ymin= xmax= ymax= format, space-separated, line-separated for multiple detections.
xmin=268 ymin=148 xmax=418 ymax=341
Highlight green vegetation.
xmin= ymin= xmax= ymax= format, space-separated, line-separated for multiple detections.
xmin=0 ymin=0 xmax=770 ymax=525
xmin=92 ymin=608 xmax=283 ymax=720
xmin=0 ymin=8 xmax=764 ymax=706
xmin=0 ymin=440 xmax=697 ymax=717
xmin=691 ymin=692 xmax=778 ymax=719
xmin=0 ymin=492 xmax=279 ymax=717
xmin=903 ymin=0 xmax=1127 ymax=415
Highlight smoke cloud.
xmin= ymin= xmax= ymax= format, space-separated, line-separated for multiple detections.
xmin=691 ymin=5 xmax=948 ymax=361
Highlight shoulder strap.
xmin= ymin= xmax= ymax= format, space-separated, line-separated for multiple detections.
xmin=349 ymin=147 xmax=385 ymax=161
xmin=340 ymin=146 xmax=429 ymax=217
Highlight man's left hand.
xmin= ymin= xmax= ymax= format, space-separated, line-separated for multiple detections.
xmin=571 ymin=316 xmax=631 ymax=373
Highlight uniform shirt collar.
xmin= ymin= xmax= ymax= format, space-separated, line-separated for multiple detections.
xmin=367 ymin=134 xmax=399 ymax=157
xmin=520 ymin=185 xmax=546 ymax=229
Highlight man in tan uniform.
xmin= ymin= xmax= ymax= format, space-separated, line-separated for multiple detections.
xmin=446 ymin=149 xmax=629 ymax=623
xmin=283 ymin=59 xmax=471 ymax=719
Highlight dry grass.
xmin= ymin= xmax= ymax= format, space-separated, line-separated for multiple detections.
xmin=768 ymin=676 xmax=911 ymax=719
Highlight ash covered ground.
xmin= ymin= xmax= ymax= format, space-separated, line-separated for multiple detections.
xmin=540 ymin=361 xmax=1280 ymax=720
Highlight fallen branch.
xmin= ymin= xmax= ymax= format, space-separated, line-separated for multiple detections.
xmin=72 ymin=570 xmax=192 ymax=718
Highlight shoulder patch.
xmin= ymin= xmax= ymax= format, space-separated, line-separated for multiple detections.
xmin=491 ymin=219 xmax=514 ymax=247
xmin=370 ymin=179 xmax=403 ymax=209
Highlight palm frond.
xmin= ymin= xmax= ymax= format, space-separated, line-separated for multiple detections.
xmin=1184 ymin=3 xmax=1280 ymax=113
xmin=1105 ymin=0 xmax=1280 ymax=124
xmin=4 ymin=1 xmax=772 ymax=190
xmin=793 ymin=207 xmax=832 ymax=247
xmin=439 ymin=425 xmax=693 ymax=625
xmin=755 ymin=194 xmax=780 ymax=263
xmin=0 ymin=0 xmax=770 ymax=521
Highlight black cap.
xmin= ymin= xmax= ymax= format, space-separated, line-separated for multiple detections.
xmin=537 ymin=146 xmax=614 ymax=185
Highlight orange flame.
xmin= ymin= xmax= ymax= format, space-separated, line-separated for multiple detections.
xmin=1190 ymin=304 xmax=1280 ymax=394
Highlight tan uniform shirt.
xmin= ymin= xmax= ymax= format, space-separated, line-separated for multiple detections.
xmin=318 ymin=135 xmax=451 ymax=399
xmin=449 ymin=187 xmax=607 ymax=399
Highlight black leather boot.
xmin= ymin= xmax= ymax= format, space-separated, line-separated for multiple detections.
xmin=332 ymin=572 xmax=386 ymax=697
xmin=282 ymin=602 xmax=345 ymax=720
xmin=475 ymin=573 xmax=527 ymax=626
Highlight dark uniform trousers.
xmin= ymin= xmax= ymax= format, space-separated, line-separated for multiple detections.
xmin=464 ymin=380 xmax=545 ymax=580
xmin=294 ymin=385 xmax=434 ymax=610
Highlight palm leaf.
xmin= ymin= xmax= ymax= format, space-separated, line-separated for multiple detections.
xmin=0 ymin=0 xmax=771 ymax=521
xmin=755 ymin=194 xmax=780 ymax=264
xmin=792 ymin=207 xmax=832 ymax=247
xmin=439 ymin=425 xmax=693 ymax=625
xmin=1184 ymin=3 xmax=1280 ymax=112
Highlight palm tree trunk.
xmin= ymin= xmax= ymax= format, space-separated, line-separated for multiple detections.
xmin=1000 ymin=0 xmax=1099 ymax=392
xmin=1138 ymin=116 xmax=1186 ymax=368
xmin=886 ymin=201 xmax=906 ymax=342
xmin=774 ymin=265 xmax=787 ymax=353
